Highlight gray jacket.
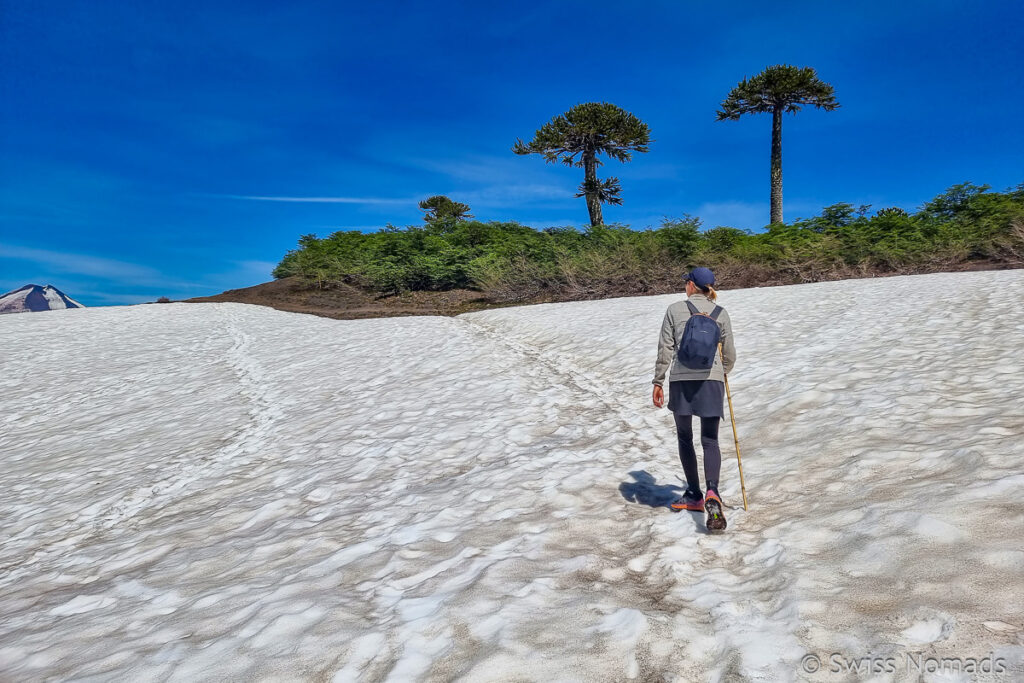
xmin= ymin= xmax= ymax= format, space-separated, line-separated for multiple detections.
xmin=653 ymin=293 xmax=736 ymax=385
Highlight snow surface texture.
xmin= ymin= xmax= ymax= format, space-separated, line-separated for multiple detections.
xmin=1 ymin=270 xmax=1022 ymax=682
xmin=0 ymin=284 xmax=84 ymax=314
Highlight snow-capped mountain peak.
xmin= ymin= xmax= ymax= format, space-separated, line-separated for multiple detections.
xmin=0 ymin=284 xmax=85 ymax=314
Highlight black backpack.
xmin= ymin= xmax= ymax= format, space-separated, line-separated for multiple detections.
xmin=676 ymin=301 xmax=723 ymax=370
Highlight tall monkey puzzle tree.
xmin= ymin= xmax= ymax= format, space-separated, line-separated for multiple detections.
xmin=717 ymin=65 xmax=839 ymax=225
xmin=513 ymin=102 xmax=651 ymax=227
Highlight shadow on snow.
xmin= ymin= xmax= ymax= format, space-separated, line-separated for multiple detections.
xmin=619 ymin=470 xmax=682 ymax=508
xmin=619 ymin=470 xmax=708 ymax=531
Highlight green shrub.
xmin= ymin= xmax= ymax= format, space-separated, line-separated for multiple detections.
xmin=273 ymin=182 xmax=1024 ymax=296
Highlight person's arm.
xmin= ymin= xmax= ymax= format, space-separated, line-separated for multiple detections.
xmin=652 ymin=308 xmax=675 ymax=408
xmin=720 ymin=309 xmax=737 ymax=375
xmin=653 ymin=307 xmax=674 ymax=386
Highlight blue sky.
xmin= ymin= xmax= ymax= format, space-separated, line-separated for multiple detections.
xmin=2 ymin=0 xmax=1021 ymax=306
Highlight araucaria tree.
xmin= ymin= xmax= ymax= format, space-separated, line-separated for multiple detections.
xmin=419 ymin=195 xmax=472 ymax=222
xmin=513 ymin=102 xmax=651 ymax=227
xmin=717 ymin=65 xmax=839 ymax=225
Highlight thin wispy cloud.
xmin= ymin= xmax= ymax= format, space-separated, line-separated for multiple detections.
xmin=220 ymin=260 xmax=278 ymax=284
xmin=0 ymin=243 xmax=163 ymax=281
xmin=403 ymin=152 xmax=572 ymax=186
xmin=405 ymin=153 xmax=530 ymax=182
xmin=0 ymin=243 xmax=208 ymax=293
xmin=216 ymin=184 xmax=573 ymax=211
xmin=185 ymin=259 xmax=280 ymax=294
xmin=1 ymin=255 xmax=283 ymax=306
xmin=221 ymin=194 xmax=415 ymax=205
xmin=235 ymin=259 xmax=278 ymax=274
xmin=453 ymin=183 xmax=572 ymax=208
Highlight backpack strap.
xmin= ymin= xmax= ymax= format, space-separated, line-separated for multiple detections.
xmin=686 ymin=300 xmax=722 ymax=319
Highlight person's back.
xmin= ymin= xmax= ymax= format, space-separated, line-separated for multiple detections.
xmin=656 ymin=296 xmax=735 ymax=384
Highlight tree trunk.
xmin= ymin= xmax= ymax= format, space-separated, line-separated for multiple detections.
xmin=770 ymin=106 xmax=783 ymax=225
xmin=583 ymin=150 xmax=603 ymax=227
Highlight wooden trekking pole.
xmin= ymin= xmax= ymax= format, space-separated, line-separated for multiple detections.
xmin=719 ymin=344 xmax=749 ymax=511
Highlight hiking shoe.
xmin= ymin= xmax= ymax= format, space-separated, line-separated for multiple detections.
xmin=704 ymin=490 xmax=727 ymax=532
xmin=670 ymin=489 xmax=704 ymax=512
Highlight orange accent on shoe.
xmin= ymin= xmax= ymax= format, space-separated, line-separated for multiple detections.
xmin=704 ymin=489 xmax=727 ymax=532
xmin=670 ymin=498 xmax=704 ymax=511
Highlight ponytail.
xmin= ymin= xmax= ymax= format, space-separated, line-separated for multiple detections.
xmin=702 ymin=285 xmax=718 ymax=301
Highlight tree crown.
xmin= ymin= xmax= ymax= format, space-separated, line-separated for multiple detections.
xmin=717 ymin=64 xmax=839 ymax=119
xmin=512 ymin=102 xmax=651 ymax=168
xmin=419 ymin=195 xmax=473 ymax=222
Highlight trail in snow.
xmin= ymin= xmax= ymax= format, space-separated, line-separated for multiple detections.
xmin=1 ymin=270 xmax=1022 ymax=682
xmin=456 ymin=313 xmax=808 ymax=677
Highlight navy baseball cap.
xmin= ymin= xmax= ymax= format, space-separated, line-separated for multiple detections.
xmin=684 ymin=267 xmax=716 ymax=288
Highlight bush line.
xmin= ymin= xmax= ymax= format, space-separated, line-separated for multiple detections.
xmin=273 ymin=182 xmax=1024 ymax=300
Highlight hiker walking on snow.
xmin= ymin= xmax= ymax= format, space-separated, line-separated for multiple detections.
xmin=652 ymin=267 xmax=736 ymax=531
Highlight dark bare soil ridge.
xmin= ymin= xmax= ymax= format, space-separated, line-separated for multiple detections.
xmin=184 ymin=260 xmax=1019 ymax=321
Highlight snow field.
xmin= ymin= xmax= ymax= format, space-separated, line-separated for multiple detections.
xmin=1 ymin=269 xmax=1022 ymax=681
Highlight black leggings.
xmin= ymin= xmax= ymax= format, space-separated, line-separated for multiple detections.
xmin=673 ymin=414 xmax=721 ymax=494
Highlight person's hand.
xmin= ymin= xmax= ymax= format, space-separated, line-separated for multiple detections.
xmin=652 ymin=384 xmax=665 ymax=408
